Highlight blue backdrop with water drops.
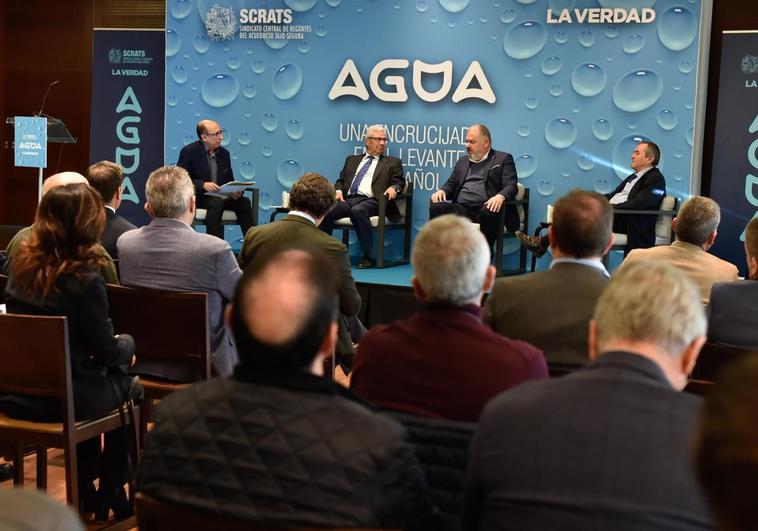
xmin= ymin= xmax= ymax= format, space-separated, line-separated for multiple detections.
xmin=165 ymin=0 xmax=704 ymax=267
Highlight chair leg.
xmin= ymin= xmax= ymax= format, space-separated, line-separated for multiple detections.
xmin=64 ymin=438 xmax=79 ymax=510
xmin=12 ymin=444 xmax=24 ymax=485
xmin=36 ymin=446 xmax=47 ymax=490
xmin=376 ymin=226 xmax=385 ymax=269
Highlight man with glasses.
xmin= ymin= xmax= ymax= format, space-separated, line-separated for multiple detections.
xmin=319 ymin=124 xmax=405 ymax=269
xmin=177 ymin=119 xmax=254 ymax=240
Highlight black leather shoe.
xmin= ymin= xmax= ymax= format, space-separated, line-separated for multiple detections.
xmin=516 ymin=231 xmax=547 ymax=258
xmin=357 ymin=257 xmax=373 ymax=269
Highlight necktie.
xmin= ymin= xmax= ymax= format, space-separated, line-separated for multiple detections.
xmin=349 ymin=156 xmax=374 ymax=195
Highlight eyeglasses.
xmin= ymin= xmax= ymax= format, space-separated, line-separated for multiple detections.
xmin=204 ymin=129 xmax=224 ymax=137
xmin=367 ymin=137 xmax=388 ymax=143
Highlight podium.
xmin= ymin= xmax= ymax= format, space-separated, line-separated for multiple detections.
xmin=5 ymin=116 xmax=77 ymax=202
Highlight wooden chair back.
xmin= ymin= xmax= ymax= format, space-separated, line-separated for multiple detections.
xmin=0 ymin=273 xmax=7 ymax=304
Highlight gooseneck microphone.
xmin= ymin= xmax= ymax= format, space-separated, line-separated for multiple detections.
xmin=36 ymin=80 xmax=60 ymax=117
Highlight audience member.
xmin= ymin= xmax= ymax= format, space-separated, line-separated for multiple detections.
xmin=86 ymin=160 xmax=136 ymax=258
xmin=484 ymin=190 xmax=613 ymax=368
xmin=1 ymin=184 xmax=142 ymax=521
xmin=238 ymin=172 xmax=361 ymax=366
xmin=463 ymin=260 xmax=713 ymax=531
xmin=138 ymin=248 xmax=438 ymax=530
xmin=3 ymin=172 xmax=118 ymax=283
xmin=430 ymin=124 xmax=518 ymax=251
xmin=0 ymin=488 xmax=84 ymax=531
xmin=622 ymin=195 xmax=738 ymax=304
xmin=352 ymin=215 xmax=546 ymax=422
xmin=318 ymin=124 xmax=405 ymax=268
xmin=177 ymin=119 xmax=254 ymax=240
xmin=708 ymin=216 xmax=758 ymax=348
xmin=117 ymin=166 xmax=241 ymax=378
xmin=695 ymin=355 xmax=758 ymax=531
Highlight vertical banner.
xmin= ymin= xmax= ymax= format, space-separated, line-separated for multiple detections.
xmin=14 ymin=116 xmax=47 ymax=168
xmin=709 ymin=31 xmax=758 ymax=275
xmin=90 ymin=29 xmax=165 ymax=227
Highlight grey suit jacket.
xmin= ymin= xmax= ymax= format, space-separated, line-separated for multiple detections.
xmin=238 ymin=214 xmax=361 ymax=357
xmin=708 ymin=279 xmax=758 ymax=349
xmin=484 ymin=261 xmax=608 ymax=367
xmin=117 ymin=218 xmax=242 ymax=378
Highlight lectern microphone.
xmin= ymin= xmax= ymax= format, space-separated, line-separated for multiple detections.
xmin=36 ymin=80 xmax=60 ymax=117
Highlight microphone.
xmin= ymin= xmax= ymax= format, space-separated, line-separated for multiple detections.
xmin=36 ymin=80 xmax=60 ymax=117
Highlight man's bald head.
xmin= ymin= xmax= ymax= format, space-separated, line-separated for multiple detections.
xmin=231 ymin=248 xmax=339 ymax=371
xmin=42 ymin=172 xmax=87 ymax=195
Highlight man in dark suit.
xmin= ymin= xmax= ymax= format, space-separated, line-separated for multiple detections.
xmin=176 ymin=119 xmax=254 ymax=240
xmin=86 ymin=160 xmax=136 ymax=258
xmin=708 ymin=217 xmax=758 ymax=349
xmin=484 ymin=190 xmax=613 ymax=368
xmin=430 ymin=123 xmax=519 ymax=251
xmin=518 ymin=140 xmax=666 ymax=256
xmin=239 ymin=173 xmax=362 ymax=367
xmin=464 ymin=260 xmax=713 ymax=531
xmin=319 ymin=124 xmax=405 ymax=269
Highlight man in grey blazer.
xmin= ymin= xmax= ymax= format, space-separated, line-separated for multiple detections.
xmin=118 ymin=166 xmax=242 ymax=379
xmin=484 ymin=189 xmax=613 ymax=368
xmin=465 ymin=260 xmax=713 ymax=531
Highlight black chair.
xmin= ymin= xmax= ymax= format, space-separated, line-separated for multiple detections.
xmin=692 ymin=341 xmax=757 ymax=382
xmin=494 ymin=183 xmax=529 ymax=276
xmin=194 ymin=187 xmax=260 ymax=233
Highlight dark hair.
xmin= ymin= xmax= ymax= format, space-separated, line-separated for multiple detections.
xmin=696 ymin=356 xmax=758 ymax=531
xmin=745 ymin=217 xmax=758 ymax=265
xmin=196 ymin=121 xmax=206 ymax=139
xmin=231 ymin=248 xmax=339 ymax=371
xmin=11 ymin=184 xmax=107 ymax=296
xmin=552 ymin=189 xmax=613 ymax=258
xmin=471 ymin=123 xmax=491 ymax=144
xmin=288 ymin=172 xmax=336 ymax=218
xmin=642 ymin=141 xmax=661 ymax=166
xmin=87 ymin=160 xmax=123 ymax=203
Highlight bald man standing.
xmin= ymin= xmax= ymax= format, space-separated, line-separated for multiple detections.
xmin=177 ymin=119 xmax=254 ymax=240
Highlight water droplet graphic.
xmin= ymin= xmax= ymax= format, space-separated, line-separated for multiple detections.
xmin=315 ymin=26 xmax=327 ymax=37
xmin=674 ymin=173 xmax=683 ymax=182
xmin=686 ymin=126 xmax=694 ymax=147
xmin=416 ymin=0 xmax=429 ymax=12
xmin=207 ymin=59 xmax=215 ymax=67
xmin=578 ymin=29 xmax=595 ymax=47
xmin=284 ymin=0 xmax=318 ymax=11
xmin=172 ymin=66 xmax=188 ymax=84
xmin=262 ymin=146 xmax=273 ymax=157
xmin=593 ymin=118 xmax=614 ymax=141
xmin=298 ymin=41 xmax=310 ymax=53
xmin=622 ymin=34 xmax=644 ymax=54
xmin=541 ymin=56 xmax=562 ymax=76
xmin=439 ymin=0 xmax=469 ymax=13
xmin=237 ymin=132 xmax=251 ymax=146
xmin=657 ymin=110 xmax=677 ymax=130
xmin=594 ymin=179 xmax=611 ymax=194
xmin=678 ymin=60 xmax=692 ymax=74
xmin=393 ymin=0 xmax=401 ymax=9
xmin=525 ymin=97 xmax=538 ymax=110
xmin=176 ymin=119 xmax=183 ymax=126
xmin=572 ymin=106 xmax=581 ymax=114
xmin=549 ymin=84 xmax=563 ymax=97
xmin=264 ymin=38 xmax=288 ymax=50
xmin=479 ymin=15 xmax=488 ymax=23
xmin=277 ymin=160 xmax=303 ymax=188
xmin=183 ymin=135 xmax=195 ymax=145
xmin=612 ymin=70 xmax=662 ymax=112
xmin=252 ymin=60 xmax=265 ymax=74
xmin=571 ymin=63 xmax=606 ymax=97
xmin=504 ymin=21 xmax=547 ymax=60
xmin=272 ymin=64 xmax=303 ymax=100
xmin=170 ymin=0 xmax=192 ymax=19
xmin=673 ymin=82 xmax=681 ymax=92
xmin=674 ymin=149 xmax=683 ymax=159
xmin=261 ymin=113 xmax=278 ymax=132
xmin=561 ymin=169 xmax=571 ymax=178
xmin=429 ymin=16 xmax=438 ymax=23
xmin=545 ymin=118 xmax=577 ymax=149
xmin=285 ymin=120 xmax=304 ymax=140
xmin=578 ymin=155 xmax=595 ymax=171
xmin=226 ymin=56 xmax=240 ymax=70
xmin=524 ymin=71 xmax=533 ymax=79
xmin=611 ymin=134 xmax=651 ymax=178
xmin=242 ymin=84 xmax=256 ymax=98
xmin=239 ymin=161 xmax=255 ymax=180
xmin=166 ymin=29 xmax=181 ymax=57
xmin=517 ymin=124 xmax=530 ymax=137
xmin=684 ymin=101 xmax=694 ymax=110
xmin=516 ymin=0 xmax=537 ymax=4
xmin=604 ymin=25 xmax=618 ymax=38
xmin=259 ymin=191 xmax=272 ymax=210
xmin=167 ymin=95 xmax=178 ymax=107
xmin=193 ymin=34 xmax=209 ymax=54
xmin=537 ymin=180 xmax=554 ymax=196
xmin=500 ymin=9 xmax=516 ymax=23
xmin=516 ymin=154 xmax=537 ymax=178
xmin=555 ymin=31 xmax=568 ymax=44
xmin=183 ymin=52 xmax=190 ymax=59
xmin=627 ymin=121 xmax=637 ymax=130
xmin=200 ymin=74 xmax=239 ymax=108
xmin=191 ymin=64 xmax=200 ymax=71
xmin=325 ymin=0 xmax=341 ymax=6
xmin=658 ymin=6 xmax=697 ymax=51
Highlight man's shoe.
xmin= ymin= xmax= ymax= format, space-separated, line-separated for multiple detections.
xmin=516 ymin=231 xmax=547 ymax=258
xmin=357 ymin=257 xmax=373 ymax=269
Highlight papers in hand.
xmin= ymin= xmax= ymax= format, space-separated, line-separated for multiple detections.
xmin=205 ymin=181 xmax=255 ymax=199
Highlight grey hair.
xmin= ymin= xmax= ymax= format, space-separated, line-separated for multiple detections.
xmin=365 ymin=124 xmax=387 ymax=138
xmin=594 ymin=260 xmax=706 ymax=355
xmin=145 ymin=166 xmax=195 ymax=218
xmin=675 ymin=196 xmax=721 ymax=246
xmin=412 ymin=215 xmax=490 ymax=306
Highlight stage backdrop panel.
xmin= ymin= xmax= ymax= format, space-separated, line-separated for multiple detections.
xmin=165 ymin=0 xmax=705 ymax=265
xmin=91 ymin=29 xmax=165 ymax=227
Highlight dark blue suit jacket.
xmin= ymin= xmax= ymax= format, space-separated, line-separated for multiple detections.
xmin=607 ymin=166 xmax=667 ymax=250
xmin=708 ymin=279 xmax=758 ymax=349
xmin=177 ymin=140 xmax=235 ymax=198
xmin=463 ymin=351 xmax=712 ymax=531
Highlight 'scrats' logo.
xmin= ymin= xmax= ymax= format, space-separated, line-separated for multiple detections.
xmin=108 ymin=48 xmax=122 ymax=64
xmin=742 ymin=55 xmax=758 ymax=74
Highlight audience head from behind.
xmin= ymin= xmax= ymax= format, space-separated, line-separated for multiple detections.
xmin=87 ymin=161 xmax=124 ymax=208
xmin=673 ymin=195 xmax=720 ymax=250
xmin=411 ymin=214 xmax=494 ymax=307
xmin=41 ymin=171 xmax=87 ymax=195
xmin=549 ymin=189 xmax=614 ymax=259
xmin=229 ymin=247 xmax=340 ymax=374
xmin=144 ymin=165 xmax=196 ymax=223
xmin=288 ymin=172 xmax=336 ymax=221
xmin=696 ymin=356 xmax=758 ymax=531
xmin=591 ymin=259 xmax=706 ymax=390
xmin=743 ymin=217 xmax=758 ymax=279
xmin=11 ymin=183 xmax=107 ymax=297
